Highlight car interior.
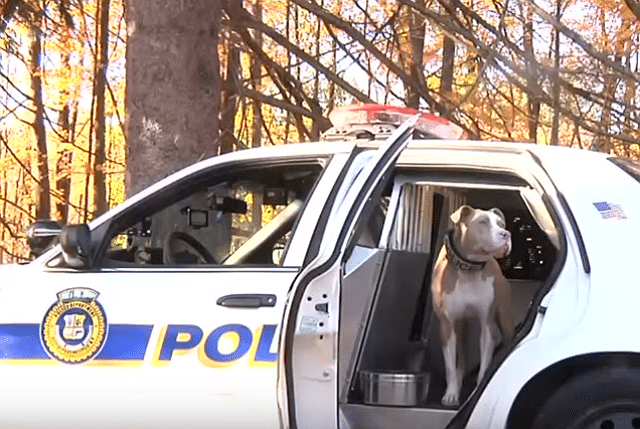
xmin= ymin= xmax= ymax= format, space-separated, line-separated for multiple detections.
xmin=101 ymin=162 xmax=324 ymax=268
xmin=338 ymin=170 xmax=560 ymax=428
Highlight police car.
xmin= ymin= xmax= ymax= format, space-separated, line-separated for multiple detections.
xmin=4 ymin=104 xmax=640 ymax=429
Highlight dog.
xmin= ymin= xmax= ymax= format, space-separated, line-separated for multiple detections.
xmin=431 ymin=205 xmax=515 ymax=406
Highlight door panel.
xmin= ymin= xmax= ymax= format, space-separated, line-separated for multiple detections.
xmin=278 ymin=116 xmax=419 ymax=429
xmin=0 ymin=158 xmax=336 ymax=429
xmin=0 ymin=268 xmax=294 ymax=429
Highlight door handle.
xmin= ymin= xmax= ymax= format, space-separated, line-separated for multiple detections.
xmin=216 ymin=294 xmax=277 ymax=308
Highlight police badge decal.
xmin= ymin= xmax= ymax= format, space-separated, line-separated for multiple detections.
xmin=41 ymin=288 xmax=107 ymax=364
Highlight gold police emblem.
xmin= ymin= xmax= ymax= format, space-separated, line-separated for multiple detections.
xmin=41 ymin=288 xmax=107 ymax=364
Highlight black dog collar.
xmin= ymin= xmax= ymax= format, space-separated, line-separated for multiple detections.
xmin=443 ymin=230 xmax=486 ymax=272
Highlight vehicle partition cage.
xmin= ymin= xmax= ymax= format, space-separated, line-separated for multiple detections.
xmin=344 ymin=173 xmax=559 ymax=409
xmin=383 ymin=181 xmax=468 ymax=253
xmin=342 ymin=180 xmax=471 ymax=406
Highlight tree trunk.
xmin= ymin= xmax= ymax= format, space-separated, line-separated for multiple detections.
xmin=595 ymin=8 xmax=616 ymax=152
xmin=398 ymin=2 xmax=426 ymax=109
xmin=550 ymin=0 xmax=561 ymax=146
xmin=621 ymin=17 xmax=635 ymax=155
xmin=311 ymin=0 xmax=322 ymax=141
xmin=125 ymin=0 xmax=221 ymax=196
xmin=440 ymin=37 xmax=454 ymax=116
xmin=251 ymin=0 xmax=263 ymax=148
xmin=28 ymin=11 xmax=51 ymax=220
xmin=94 ymin=0 xmax=110 ymax=215
xmin=523 ymin=2 xmax=539 ymax=142
xmin=55 ymin=151 xmax=72 ymax=224
xmin=56 ymin=50 xmax=73 ymax=224
xmin=220 ymin=45 xmax=240 ymax=154
xmin=440 ymin=0 xmax=455 ymax=117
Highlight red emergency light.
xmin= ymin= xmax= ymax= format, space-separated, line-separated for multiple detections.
xmin=327 ymin=104 xmax=467 ymax=140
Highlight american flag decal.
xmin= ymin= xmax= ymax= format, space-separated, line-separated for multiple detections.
xmin=593 ymin=201 xmax=627 ymax=220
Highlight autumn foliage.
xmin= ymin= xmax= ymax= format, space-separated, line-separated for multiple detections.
xmin=1 ymin=0 xmax=640 ymax=263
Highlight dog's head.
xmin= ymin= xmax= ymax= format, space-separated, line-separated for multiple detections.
xmin=450 ymin=205 xmax=511 ymax=260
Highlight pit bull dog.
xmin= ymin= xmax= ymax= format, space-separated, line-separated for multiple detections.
xmin=431 ymin=205 xmax=515 ymax=406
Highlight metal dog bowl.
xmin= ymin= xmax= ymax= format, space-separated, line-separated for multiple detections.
xmin=359 ymin=370 xmax=430 ymax=407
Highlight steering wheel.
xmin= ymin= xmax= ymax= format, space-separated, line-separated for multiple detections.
xmin=165 ymin=231 xmax=217 ymax=264
xmin=223 ymin=199 xmax=303 ymax=265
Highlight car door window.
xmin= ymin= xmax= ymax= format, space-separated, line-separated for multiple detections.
xmin=101 ymin=162 xmax=324 ymax=268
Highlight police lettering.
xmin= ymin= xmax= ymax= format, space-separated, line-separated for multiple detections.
xmin=158 ymin=325 xmax=204 ymax=360
xmin=155 ymin=324 xmax=277 ymax=365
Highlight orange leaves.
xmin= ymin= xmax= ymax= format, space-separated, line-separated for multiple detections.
xmin=0 ymin=0 xmax=127 ymax=261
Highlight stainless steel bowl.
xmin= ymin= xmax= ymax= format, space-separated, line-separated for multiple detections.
xmin=359 ymin=370 xmax=430 ymax=407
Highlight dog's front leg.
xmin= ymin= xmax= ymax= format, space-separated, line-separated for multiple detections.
xmin=478 ymin=318 xmax=496 ymax=385
xmin=441 ymin=322 xmax=461 ymax=406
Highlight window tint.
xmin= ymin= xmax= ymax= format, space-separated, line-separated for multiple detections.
xmin=103 ymin=162 xmax=323 ymax=267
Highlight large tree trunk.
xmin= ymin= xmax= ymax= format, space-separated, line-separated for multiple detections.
xmin=125 ymin=0 xmax=221 ymax=196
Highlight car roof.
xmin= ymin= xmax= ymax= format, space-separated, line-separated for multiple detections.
xmin=91 ymin=138 xmax=616 ymax=227
xmin=168 ymin=138 xmax=611 ymax=173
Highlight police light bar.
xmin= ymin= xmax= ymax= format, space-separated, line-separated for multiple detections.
xmin=327 ymin=104 xmax=467 ymax=140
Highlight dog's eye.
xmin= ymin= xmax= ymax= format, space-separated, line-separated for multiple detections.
xmin=478 ymin=219 xmax=489 ymax=226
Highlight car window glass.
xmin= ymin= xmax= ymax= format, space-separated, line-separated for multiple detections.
xmin=102 ymin=162 xmax=323 ymax=268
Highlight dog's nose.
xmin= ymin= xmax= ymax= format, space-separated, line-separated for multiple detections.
xmin=500 ymin=230 xmax=511 ymax=240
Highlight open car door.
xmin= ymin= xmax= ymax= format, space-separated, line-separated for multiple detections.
xmin=277 ymin=115 xmax=419 ymax=429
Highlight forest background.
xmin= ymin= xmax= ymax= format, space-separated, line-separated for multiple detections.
xmin=0 ymin=0 xmax=639 ymax=263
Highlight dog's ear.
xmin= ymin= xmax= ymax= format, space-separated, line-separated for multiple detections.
xmin=490 ymin=207 xmax=506 ymax=223
xmin=450 ymin=205 xmax=474 ymax=224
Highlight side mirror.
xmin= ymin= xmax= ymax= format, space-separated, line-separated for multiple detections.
xmin=59 ymin=224 xmax=92 ymax=268
xmin=26 ymin=220 xmax=62 ymax=257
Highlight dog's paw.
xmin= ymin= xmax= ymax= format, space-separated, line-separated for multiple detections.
xmin=441 ymin=390 xmax=460 ymax=407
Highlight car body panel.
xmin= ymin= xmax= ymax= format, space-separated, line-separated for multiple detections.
xmin=468 ymin=148 xmax=640 ymax=428
xmin=0 ymin=267 xmax=292 ymax=428
xmin=0 ymin=144 xmax=353 ymax=429
xmin=277 ymin=117 xmax=418 ymax=429
xmin=2 ymin=131 xmax=640 ymax=429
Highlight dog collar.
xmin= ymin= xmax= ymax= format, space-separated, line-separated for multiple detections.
xmin=444 ymin=230 xmax=486 ymax=272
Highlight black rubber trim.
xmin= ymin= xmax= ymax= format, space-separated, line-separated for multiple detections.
xmin=557 ymin=192 xmax=591 ymax=274
xmin=526 ymin=151 xmax=590 ymax=275
xmin=284 ymin=125 xmax=414 ymax=429
xmin=303 ymin=149 xmax=363 ymax=267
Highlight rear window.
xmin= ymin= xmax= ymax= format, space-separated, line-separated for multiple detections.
xmin=609 ymin=157 xmax=640 ymax=184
